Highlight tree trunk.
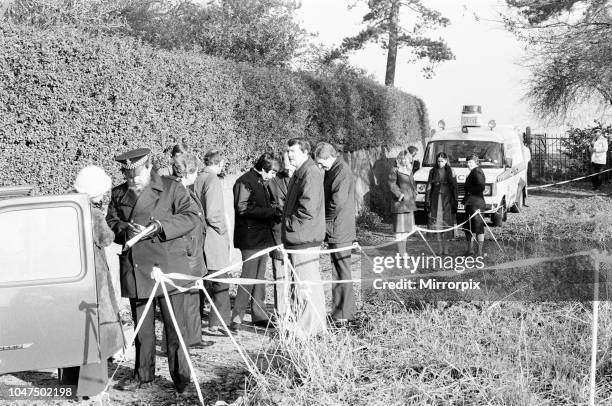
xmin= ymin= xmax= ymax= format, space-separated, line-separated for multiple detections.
xmin=384 ymin=0 xmax=400 ymax=87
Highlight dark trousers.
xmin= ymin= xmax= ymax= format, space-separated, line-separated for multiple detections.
xmin=232 ymin=249 xmax=269 ymax=323
xmin=465 ymin=205 xmax=485 ymax=237
xmin=329 ymin=242 xmax=355 ymax=321
xmin=184 ymin=291 xmax=202 ymax=346
xmin=130 ymin=294 xmax=189 ymax=392
xmin=592 ymin=163 xmax=605 ymax=189
xmin=203 ymin=270 xmax=231 ymax=328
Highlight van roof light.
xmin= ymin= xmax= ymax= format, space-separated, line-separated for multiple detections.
xmin=462 ymin=105 xmax=482 ymax=114
xmin=461 ymin=105 xmax=483 ymax=127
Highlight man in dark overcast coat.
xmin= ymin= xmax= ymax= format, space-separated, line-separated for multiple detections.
xmin=106 ymin=148 xmax=198 ymax=397
xmin=314 ymin=142 xmax=356 ymax=325
xmin=282 ymin=138 xmax=327 ymax=336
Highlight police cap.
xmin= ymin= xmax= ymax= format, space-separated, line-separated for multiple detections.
xmin=114 ymin=148 xmax=151 ymax=170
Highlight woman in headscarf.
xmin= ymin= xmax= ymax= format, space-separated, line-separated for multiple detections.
xmin=462 ymin=154 xmax=486 ymax=256
xmin=59 ymin=166 xmax=125 ymax=400
xmin=425 ymin=152 xmax=458 ymax=255
xmin=388 ymin=150 xmax=417 ymax=254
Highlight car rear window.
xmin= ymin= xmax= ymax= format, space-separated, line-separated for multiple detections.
xmin=0 ymin=206 xmax=83 ymax=283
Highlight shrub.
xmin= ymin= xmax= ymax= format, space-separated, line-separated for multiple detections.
xmin=0 ymin=23 xmax=429 ymax=194
xmin=561 ymin=120 xmax=612 ymax=173
xmin=356 ymin=206 xmax=384 ymax=230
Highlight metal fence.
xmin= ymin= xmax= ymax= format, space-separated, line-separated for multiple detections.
xmin=529 ymin=133 xmax=611 ymax=184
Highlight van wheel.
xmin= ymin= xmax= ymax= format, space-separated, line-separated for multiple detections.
xmin=492 ymin=203 xmax=505 ymax=227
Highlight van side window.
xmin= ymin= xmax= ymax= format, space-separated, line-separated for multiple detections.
xmin=0 ymin=206 xmax=83 ymax=283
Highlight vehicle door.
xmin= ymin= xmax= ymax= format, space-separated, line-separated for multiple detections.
xmin=0 ymin=194 xmax=99 ymax=373
xmin=503 ymin=141 xmax=521 ymax=206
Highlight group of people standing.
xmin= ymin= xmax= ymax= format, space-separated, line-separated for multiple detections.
xmin=231 ymin=139 xmax=357 ymax=335
xmin=62 ymin=138 xmax=357 ymax=401
xmin=388 ymin=149 xmax=488 ymax=257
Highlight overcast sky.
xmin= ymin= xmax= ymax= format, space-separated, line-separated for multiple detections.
xmin=296 ymin=0 xmax=609 ymax=133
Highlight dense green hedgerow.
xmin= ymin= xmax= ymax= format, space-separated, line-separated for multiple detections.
xmin=0 ymin=23 xmax=429 ymax=194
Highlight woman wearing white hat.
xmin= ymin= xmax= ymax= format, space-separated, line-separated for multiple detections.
xmin=58 ymin=166 xmax=124 ymax=400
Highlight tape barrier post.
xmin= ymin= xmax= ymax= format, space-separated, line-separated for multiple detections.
xmin=590 ymin=251 xmax=600 ymax=406
xmin=477 ymin=210 xmax=504 ymax=253
xmin=281 ymin=250 xmax=293 ymax=323
xmin=104 ymin=280 xmax=160 ymax=395
xmin=198 ymin=281 xmax=261 ymax=378
xmin=153 ymin=272 xmax=261 ymax=378
xmin=155 ymin=268 xmax=205 ymax=406
xmin=416 ymin=228 xmax=437 ymax=256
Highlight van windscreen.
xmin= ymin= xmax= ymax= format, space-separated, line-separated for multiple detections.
xmin=423 ymin=141 xmax=503 ymax=168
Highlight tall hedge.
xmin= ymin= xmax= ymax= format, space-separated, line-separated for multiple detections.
xmin=0 ymin=23 xmax=429 ymax=194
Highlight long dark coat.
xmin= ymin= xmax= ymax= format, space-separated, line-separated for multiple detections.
xmin=462 ymin=166 xmax=486 ymax=211
xmin=388 ymin=166 xmax=417 ymax=214
xmin=233 ymin=168 xmax=276 ymax=250
xmin=324 ymin=157 xmax=356 ymax=244
xmin=193 ymin=168 xmax=230 ymax=270
xmin=425 ymin=165 xmax=458 ymax=227
xmin=106 ymin=171 xmax=200 ymax=298
xmin=92 ymin=207 xmax=124 ymax=358
xmin=281 ymin=158 xmax=325 ymax=249
xmin=186 ymin=184 xmax=207 ymax=277
xmin=268 ymin=171 xmax=290 ymax=260
xmin=268 ymin=171 xmax=290 ymax=246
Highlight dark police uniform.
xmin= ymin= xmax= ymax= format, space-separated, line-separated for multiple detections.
xmin=106 ymin=148 xmax=199 ymax=393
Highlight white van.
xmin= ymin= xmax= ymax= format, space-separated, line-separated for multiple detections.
xmin=413 ymin=105 xmax=529 ymax=226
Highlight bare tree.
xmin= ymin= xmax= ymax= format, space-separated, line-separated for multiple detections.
xmin=505 ymin=0 xmax=612 ymax=119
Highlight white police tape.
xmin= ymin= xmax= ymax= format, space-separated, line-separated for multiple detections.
xmin=145 ymin=208 xmax=503 ymax=291
xmin=527 ymin=168 xmax=612 ymax=190
xmin=282 ymin=242 xmax=359 ymax=255
xmin=204 ymin=244 xmax=282 ymax=281
xmin=153 ymin=247 xmax=600 ymax=290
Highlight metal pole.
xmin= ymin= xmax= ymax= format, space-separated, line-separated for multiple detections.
xmin=589 ymin=253 xmax=600 ymax=406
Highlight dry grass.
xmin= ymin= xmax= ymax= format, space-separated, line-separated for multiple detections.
xmin=243 ymin=301 xmax=612 ymax=405
xmin=237 ymin=187 xmax=612 ymax=405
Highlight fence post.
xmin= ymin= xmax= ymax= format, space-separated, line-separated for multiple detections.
xmin=544 ymin=133 xmax=548 ymax=181
xmin=525 ymin=127 xmax=532 ymax=183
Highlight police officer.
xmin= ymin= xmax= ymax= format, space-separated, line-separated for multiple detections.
xmin=106 ymin=148 xmax=199 ymax=398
